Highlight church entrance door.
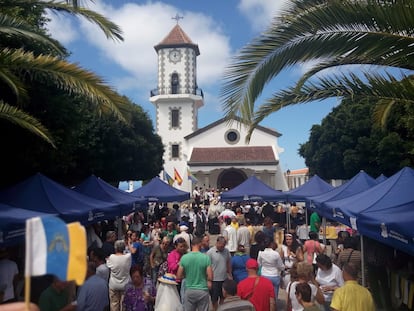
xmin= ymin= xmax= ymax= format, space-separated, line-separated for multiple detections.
xmin=218 ymin=169 xmax=247 ymax=190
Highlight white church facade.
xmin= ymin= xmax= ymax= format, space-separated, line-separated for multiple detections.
xmin=150 ymin=24 xmax=288 ymax=193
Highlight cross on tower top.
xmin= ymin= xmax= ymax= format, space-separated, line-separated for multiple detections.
xmin=172 ymin=13 xmax=183 ymax=24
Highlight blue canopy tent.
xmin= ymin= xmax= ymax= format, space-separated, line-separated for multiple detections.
xmin=376 ymin=174 xmax=388 ymax=183
xmin=0 ymin=173 xmax=122 ymax=225
xmin=74 ymin=175 xmax=147 ymax=215
xmin=307 ymin=170 xmax=378 ymax=219
xmin=131 ymin=177 xmax=190 ymax=202
xmin=0 ymin=203 xmax=54 ymax=246
xmin=325 ymin=167 xmax=414 ymax=256
xmin=220 ymin=176 xmax=284 ymax=202
xmin=284 ymin=175 xmax=333 ymax=202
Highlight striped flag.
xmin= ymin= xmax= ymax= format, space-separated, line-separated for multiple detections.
xmin=187 ymin=167 xmax=198 ymax=183
xmin=163 ymin=170 xmax=175 ymax=186
xmin=174 ymin=168 xmax=183 ymax=186
xmin=25 ymin=216 xmax=87 ymax=285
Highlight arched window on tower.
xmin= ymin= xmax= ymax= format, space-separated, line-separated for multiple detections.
xmin=171 ymin=73 xmax=179 ymax=94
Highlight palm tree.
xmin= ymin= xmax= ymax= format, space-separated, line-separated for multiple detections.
xmin=0 ymin=0 xmax=125 ymax=145
xmin=221 ymin=0 xmax=414 ymax=140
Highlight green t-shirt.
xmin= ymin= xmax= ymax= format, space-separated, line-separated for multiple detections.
xmin=38 ymin=285 xmax=70 ymax=311
xmin=180 ymin=251 xmax=211 ymax=290
xmin=310 ymin=212 xmax=321 ymax=233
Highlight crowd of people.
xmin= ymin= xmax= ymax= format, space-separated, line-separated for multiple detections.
xmin=0 ymin=193 xmax=379 ymax=311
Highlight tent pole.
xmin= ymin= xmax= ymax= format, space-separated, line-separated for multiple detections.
xmin=360 ymin=234 xmax=366 ymax=287
xmin=322 ymin=217 xmax=327 ymax=245
xmin=286 ymin=203 xmax=292 ymax=232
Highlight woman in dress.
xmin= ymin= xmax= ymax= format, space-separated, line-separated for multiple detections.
xmin=315 ymin=254 xmax=344 ymax=311
xmin=123 ymin=265 xmax=156 ymax=311
xmin=281 ymin=233 xmax=304 ymax=287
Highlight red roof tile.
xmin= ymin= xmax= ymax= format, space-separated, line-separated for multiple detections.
xmin=188 ymin=146 xmax=278 ymax=166
xmin=288 ymin=168 xmax=309 ymax=175
xmin=154 ymin=24 xmax=200 ymax=55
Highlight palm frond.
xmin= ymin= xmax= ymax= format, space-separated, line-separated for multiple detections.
xmin=0 ymin=100 xmax=55 ymax=146
xmin=221 ymin=0 xmax=414 ymax=124
xmin=245 ymin=72 xmax=414 ymax=141
xmin=1 ymin=48 xmax=128 ymax=120
xmin=0 ymin=13 xmax=65 ymax=55
xmin=0 ymin=67 xmax=28 ymax=103
xmin=37 ymin=0 xmax=123 ymax=42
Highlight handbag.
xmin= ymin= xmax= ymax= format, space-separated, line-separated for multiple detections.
xmin=157 ymin=260 xmax=168 ymax=278
xmin=286 ymin=282 xmax=293 ymax=311
xmin=312 ymin=241 xmax=317 ymax=264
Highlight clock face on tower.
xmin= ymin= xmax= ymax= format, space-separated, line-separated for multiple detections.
xmin=168 ymin=49 xmax=182 ymax=63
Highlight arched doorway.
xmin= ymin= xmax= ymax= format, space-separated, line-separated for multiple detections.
xmin=217 ymin=169 xmax=247 ymax=189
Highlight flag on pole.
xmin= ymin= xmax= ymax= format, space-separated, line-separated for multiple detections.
xmin=25 ymin=216 xmax=87 ymax=285
xmin=187 ymin=167 xmax=198 ymax=183
xmin=174 ymin=168 xmax=183 ymax=185
xmin=163 ymin=170 xmax=175 ymax=186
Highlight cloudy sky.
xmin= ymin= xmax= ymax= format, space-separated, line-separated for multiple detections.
xmin=46 ymin=0 xmax=337 ymax=171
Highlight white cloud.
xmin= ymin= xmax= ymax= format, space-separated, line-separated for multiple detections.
xmin=46 ymin=1 xmax=232 ymax=95
xmin=237 ymin=0 xmax=290 ymax=32
xmin=45 ymin=11 xmax=78 ymax=44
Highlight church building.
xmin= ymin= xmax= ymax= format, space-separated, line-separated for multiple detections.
xmin=150 ymin=23 xmax=288 ymax=193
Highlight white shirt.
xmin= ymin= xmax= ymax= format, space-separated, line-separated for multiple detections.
xmin=257 ymin=248 xmax=285 ymax=277
xmin=192 ymin=189 xmax=200 ymax=198
xmin=106 ymin=253 xmax=131 ymax=290
xmin=223 ymin=225 xmax=238 ymax=252
xmin=281 ymin=245 xmax=297 ymax=269
xmin=315 ymin=263 xmax=344 ymax=302
xmin=237 ymin=226 xmax=251 ymax=248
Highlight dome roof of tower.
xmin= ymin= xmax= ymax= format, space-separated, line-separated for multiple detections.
xmin=154 ymin=24 xmax=200 ymax=55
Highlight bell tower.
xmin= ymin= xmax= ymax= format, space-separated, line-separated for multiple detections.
xmin=150 ymin=20 xmax=204 ymax=190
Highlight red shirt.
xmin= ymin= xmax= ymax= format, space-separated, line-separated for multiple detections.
xmin=237 ymin=276 xmax=275 ymax=311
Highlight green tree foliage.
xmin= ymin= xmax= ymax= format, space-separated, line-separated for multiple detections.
xmin=0 ymin=1 xmax=165 ymax=186
xmin=299 ymin=100 xmax=414 ymax=179
xmin=0 ymin=86 xmax=164 ymax=187
xmin=0 ymin=0 xmax=126 ymax=144
xmin=221 ymin=0 xmax=414 ymax=141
